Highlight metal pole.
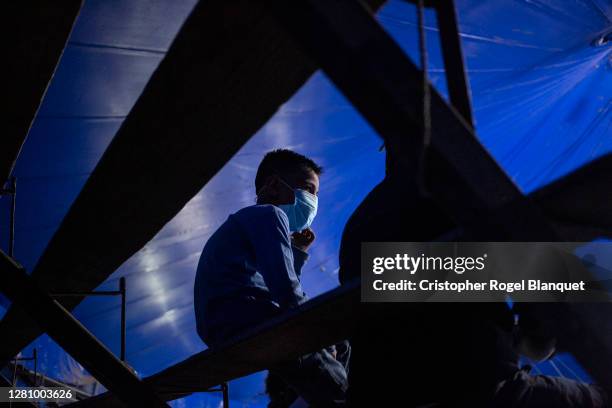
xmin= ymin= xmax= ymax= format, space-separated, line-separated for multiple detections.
xmin=434 ymin=0 xmax=474 ymax=128
xmin=33 ymin=348 xmax=37 ymax=387
xmin=11 ymin=359 xmax=18 ymax=387
xmin=119 ymin=277 xmax=126 ymax=362
xmin=222 ymin=382 xmax=229 ymax=407
xmin=50 ymin=283 xmax=127 ymax=362
xmin=8 ymin=176 xmax=16 ymax=258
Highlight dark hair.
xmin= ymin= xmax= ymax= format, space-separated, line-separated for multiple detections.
xmin=255 ymin=149 xmax=323 ymax=192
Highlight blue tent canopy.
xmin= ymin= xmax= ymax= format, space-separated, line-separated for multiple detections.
xmin=1 ymin=0 xmax=610 ymax=406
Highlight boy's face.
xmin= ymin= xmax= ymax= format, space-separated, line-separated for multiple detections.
xmin=261 ymin=168 xmax=319 ymax=206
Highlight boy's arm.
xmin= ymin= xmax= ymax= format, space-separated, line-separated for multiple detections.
xmin=236 ymin=206 xmax=307 ymax=308
xmin=290 ymin=228 xmax=314 ymax=278
xmin=291 ymin=245 xmax=309 ymax=278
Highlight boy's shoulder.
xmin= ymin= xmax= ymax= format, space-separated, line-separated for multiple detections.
xmin=232 ymin=204 xmax=288 ymax=223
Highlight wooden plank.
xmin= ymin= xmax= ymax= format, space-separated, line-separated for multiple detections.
xmin=66 ymin=281 xmax=361 ymax=407
xmin=532 ymin=153 xmax=612 ymax=240
xmin=3 ymin=1 xmax=82 ymax=185
xmin=432 ymin=154 xmax=612 ymax=242
xmin=0 ymin=250 xmax=169 ymax=407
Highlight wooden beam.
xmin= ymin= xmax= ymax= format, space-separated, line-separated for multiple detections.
xmin=3 ymin=1 xmax=82 ymax=185
xmin=429 ymin=155 xmax=612 ymax=248
xmin=66 ymin=281 xmax=361 ymax=407
xmin=0 ymin=250 xmax=169 ymax=407
xmin=532 ymin=153 xmax=612 ymax=240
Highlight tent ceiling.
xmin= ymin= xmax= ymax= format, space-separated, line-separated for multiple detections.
xmin=1 ymin=0 xmax=610 ymax=406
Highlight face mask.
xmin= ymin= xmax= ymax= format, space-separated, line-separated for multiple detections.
xmin=277 ymin=178 xmax=318 ymax=232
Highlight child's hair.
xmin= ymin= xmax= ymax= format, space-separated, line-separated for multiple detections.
xmin=255 ymin=149 xmax=323 ymax=192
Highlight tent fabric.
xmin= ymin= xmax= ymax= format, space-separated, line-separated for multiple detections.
xmin=1 ymin=0 xmax=610 ymax=406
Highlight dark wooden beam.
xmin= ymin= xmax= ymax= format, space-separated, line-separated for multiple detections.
xmin=532 ymin=153 xmax=612 ymax=240
xmin=3 ymin=1 xmax=82 ymax=185
xmin=432 ymin=154 xmax=612 ymax=245
xmin=66 ymin=281 xmax=361 ymax=407
xmin=0 ymin=250 xmax=169 ymax=407
xmin=0 ymin=0 xmax=385 ymax=370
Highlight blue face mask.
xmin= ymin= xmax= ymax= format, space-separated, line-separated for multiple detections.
xmin=277 ymin=178 xmax=318 ymax=232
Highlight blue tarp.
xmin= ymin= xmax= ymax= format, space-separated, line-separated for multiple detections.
xmin=0 ymin=0 xmax=610 ymax=406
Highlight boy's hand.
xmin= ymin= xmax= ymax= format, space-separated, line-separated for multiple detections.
xmin=291 ymin=228 xmax=315 ymax=252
